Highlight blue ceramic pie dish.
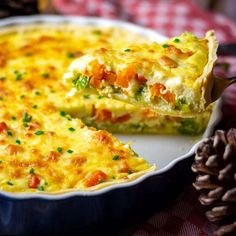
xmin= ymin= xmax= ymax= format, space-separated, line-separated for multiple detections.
xmin=0 ymin=15 xmax=222 ymax=236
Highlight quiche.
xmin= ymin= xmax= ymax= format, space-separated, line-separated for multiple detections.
xmin=63 ymin=31 xmax=218 ymax=117
xmin=0 ymin=23 xmax=157 ymax=193
xmin=0 ymin=23 xmax=213 ymax=193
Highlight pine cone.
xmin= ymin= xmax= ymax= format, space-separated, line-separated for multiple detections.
xmin=192 ymin=129 xmax=236 ymax=236
xmin=0 ymin=0 xmax=39 ymax=18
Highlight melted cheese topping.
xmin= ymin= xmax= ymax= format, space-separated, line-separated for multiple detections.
xmin=64 ymin=31 xmax=217 ymax=116
xmin=0 ymin=24 xmax=155 ymax=194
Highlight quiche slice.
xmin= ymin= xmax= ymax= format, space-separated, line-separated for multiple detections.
xmin=0 ymin=104 xmax=155 ymax=193
xmin=63 ymin=31 xmax=218 ymax=117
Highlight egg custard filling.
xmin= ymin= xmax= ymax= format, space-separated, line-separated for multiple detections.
xmin=64 ymin=31 xmax=218 ymax=117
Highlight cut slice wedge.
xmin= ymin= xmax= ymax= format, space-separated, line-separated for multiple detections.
xmin=63 ymin=31 xmax=218 ymax=117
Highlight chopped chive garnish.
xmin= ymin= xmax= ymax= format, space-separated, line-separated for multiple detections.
xmin=14 ymin=71 xmax=24 ymax=81
xmin=29 ymin=168 xmax=35 ymax=174
xmin=92 ymin=29 xmax=102 ymax=35
xmin=37 ymin=185 xmax=44 ymax=191
xmin=7 ymin=181 xmax=13 ymax=186
xmin=35 ymin=130 xmax=44 ymax=135
xmin=128 ymin=170 xmax=133 ymax=175
xmin=57 ymin=147 xmax=63 ymax=153
xmin=67 ymin=149 xmax=73 ymax=154
xmin=45 ymin=182 xmax=48 ymax=186
xmin=0 ymin=76 xmax=6 ymax=81
xmin=99 ymin=179 xmax=105 ymax=184
xmin=135 ymin=86 xmax=145 ymax=101
xmin=35 ymin=91 xmax=41 ymax=95
xmin=174 ymin=38 xmax=180 ymax=43
xmin=67 ymin=52 xmax=75 ymax=58
xmin=0 ymin=96 xmax=3 ymax=101
xmin=60 ymin=111 xmax=67 ymax=117
xmin=83 ymin=94 xmax=90 ymax=99
xmin=124 ymin=48 xmax=131 ymax=52
xmin=68 ymin=127 xmax=75 ymax=132
xmin=32 ymin=105 xmax=38 ymax=109
xmin=72 ymin=75 xmax=90 ymax=89
xmin=0 ymin=160 xmax=2 ymax=164
xmin=16 ymin=139 xmax=21 ymax=144
xmin=97 ymin=95 xmax=103 ymax=99
xmin=7 ymin=131 xmax=13 ymax=136
xmin=11 ymin=116 xmax=16 ymax=120
xmin=112 ymin=155 xmax=119 ymax=160
xmin=20 ymin=95 xmax=25 ymax=99
xmin=41 ymin=72 xmax=50 ymax=78
xmin=22 ymin=112 xmax=32 ymax=123
xmin=162 ymin=44 xmax=169 ymax=48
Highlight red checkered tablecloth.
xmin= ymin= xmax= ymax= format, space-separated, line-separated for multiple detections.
xmin=53 ymin=0 xmax=236 ymax=235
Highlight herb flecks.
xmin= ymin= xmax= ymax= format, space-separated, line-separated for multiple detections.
xmin=7 ymin=181 xmax=14 ymax=186
xmin=35 ymin=130 xmax=44 ymax=135
xmin=57 ymin=147 xmax=63 ymax=153
xmin=37 ymin=185 xmax=44 ymax=191
xmin=68 ymin=127 xmax=75 ymax=132
xmin=72 ymin=75 xmax=90 ymax=90
xmin=60 ymin=111 xmax=67 ymax=117
xmin=113 ymin=155 xmax=119 ymax=160
xmin=29 ymin=168 xmax=35 ymax=174
xmin=15 ymin=139 xmax=21 ymax=144
xmin=41 ymin=72 xmax=50 ymax=78
xmin=22 ymin=112 xmax=32 ymax=127
xmin=7 ymin=130 xmax=13 ymax=136
xmin=135 ymin=86 xmax=145 ymax=101
xmin=162 ymin=44 xmax=169 ymax=48
xmin=83 ymin=94 xmax=90 ymax=99
xmin=174 ymin=38 xmax=180 ymax=43
xmin=14 ymin=70 xmax=25 ymax=81
xmin=67 ymin=52 xmax=75 ymax=58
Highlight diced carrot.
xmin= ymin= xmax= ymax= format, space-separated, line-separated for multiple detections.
xmin=85 ymin=170 xmax=107 ymax=187
xmin=115 ymin=66 xmax=136 ymax=88
xmin=95 ymin=109 xmax=112 ymax=122
xmin=163 ymin=91 xmax=176 ymax=104
xmin=28 ymin=174 xmax=40 ymax=188
xmin=150 ymin=83 xmax=166 ymax=97
xmin=89 ymin=60 xmax=104 ymax=88
xmin=166 ymin=45 xmax=184 ymax=55
xmin=118 ymin=161 xmax=130 ymax=173
xmin=46 ymin=151 xmax=60 ymax=162
xmin=112 ymin=114 xmax=131 ymax=123
xmin=94 ymin=130 xmax=113 ymax=145
xmin=71 ymin=156 xmax=87 ymax=167
xmin=7 ymin=144 xmax=23 ymax=155
xmin=151 ymin=83 xmax=176 ymax=104
xmin=159 ymin=56 xmax=177 ymax=68
xmin=0 ymin=122 xmax=8 ymax=133
xmin=142 ymin=109 xmax=157 ymax=119
xmin=103 ymin=71 xmax=116 ymax=85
